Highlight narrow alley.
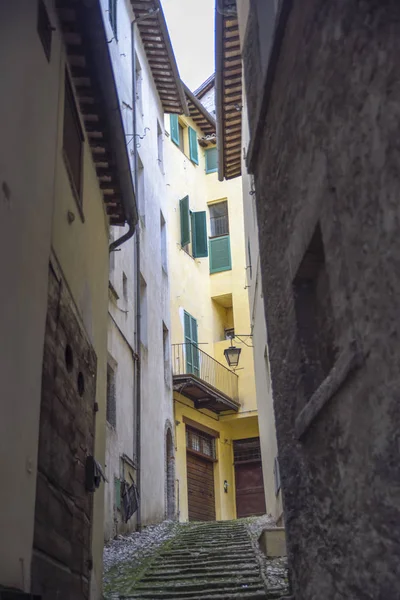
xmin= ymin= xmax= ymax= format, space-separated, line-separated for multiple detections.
xmin=104 ymin=517 xmax=289 ymax=599
xmin=1 ymin=0 xmax=399 ymax=599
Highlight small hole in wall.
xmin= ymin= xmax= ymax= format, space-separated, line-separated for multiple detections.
xmin=65 ymin=344 xmax=74 ymax=372
xmin=77 ymin=372 xmax=85 ymax=396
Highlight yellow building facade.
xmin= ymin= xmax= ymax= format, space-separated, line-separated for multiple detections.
xmin=165 ymin=82 xmax=266 ymax=522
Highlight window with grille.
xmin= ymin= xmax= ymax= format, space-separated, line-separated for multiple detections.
xmin=63 ymin=72 xmax=84 ymax=205
xmin=186 ymin=427 xmax=216 ymax=459
xmin=209 ymin=201 xmax=229 ymax=237
xmin=233 ymin=438 xmax=262 ymax=463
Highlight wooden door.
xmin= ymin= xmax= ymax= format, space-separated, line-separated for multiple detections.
xmin=187 ymin=452 xmax=216 ymax=521
xmin=234 ymin=438 xmax=266 ymax=518
xmin=31 ymin=266 xmax=97 ymax=599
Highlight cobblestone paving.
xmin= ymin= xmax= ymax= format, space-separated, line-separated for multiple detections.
xmin=103 ymin=517 xmax=289 ymax=599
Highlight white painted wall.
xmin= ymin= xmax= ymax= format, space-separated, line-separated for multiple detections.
xmin=102 ymin=0 xmax=173 ymax=536
xmin=200 ymin=86 xmax=216 ymax=117
xmin=0 ymin=1 xmax=62 ymax=589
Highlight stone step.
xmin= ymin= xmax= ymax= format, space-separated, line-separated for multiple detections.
xmin=133 ymin=577 xmax=264 ymax=593
xmin=143 ymin=569 xmax=261 ymax=581
xmin=128 ymin=590 xmax=266 ymax=600
xmin=147 ymin=563 xmax=260 ymax=576
xmin=160 ymin=544 xmax=253 ymax=556
xmin=155 ymin=555 xmax=259 ymax=565
xmin=170 ymin=540 xmax=253 ymax=548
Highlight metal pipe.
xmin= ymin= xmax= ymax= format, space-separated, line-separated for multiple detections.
xmin=131 ymin=18 xmax=142 ymax=532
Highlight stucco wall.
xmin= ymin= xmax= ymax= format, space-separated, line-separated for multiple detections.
xmin=244 ymin=0 xmax=400 ymax=597
xmin=174 ymin=395 xmax=260 ymax=522
xmin=51 ymin=46 xmax=110 ymax=600
xmin=165 ymin=111 xmax=257 ymax=414
xmin=0 ymin=1 xmax=60 ymax=589
xmin=0 ymin=2 xmax=111 ymax=594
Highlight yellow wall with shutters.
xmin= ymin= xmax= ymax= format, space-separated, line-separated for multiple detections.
xmin=165 ymin=106 xmax=260 ymax=522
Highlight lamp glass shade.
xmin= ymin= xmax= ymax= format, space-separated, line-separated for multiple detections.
xmin=224 ymin=346 xmax=241 ymax=368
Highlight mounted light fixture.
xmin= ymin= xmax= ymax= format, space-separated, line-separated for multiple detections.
xmin=223 ymin=333 xmax=253 ymax=369
xmin=224 ymin=339 xmax=242 ymax=368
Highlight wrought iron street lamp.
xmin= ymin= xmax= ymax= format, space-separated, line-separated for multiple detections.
xmin=224 ymin=341 xmax=242 ymax=368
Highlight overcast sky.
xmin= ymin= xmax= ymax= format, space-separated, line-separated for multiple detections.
xmin=161 ymin=0 xmax=215 ymax=91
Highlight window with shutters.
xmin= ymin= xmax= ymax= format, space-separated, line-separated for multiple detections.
xmin=170 ymin=114 xmax=186 ymax=154
xmin=170 ymin=114 xmax=179 ymax=146
xmin=63 ymin=71 xmax=84 ymax=210
xmin=178 ymin=123 xmax=185 ymax=152
xmin=184 ymin=311 xmax=199 ymax=376
xmin=205 ymin=146 xmax=218 ymax=174
xmin=209 ymin=201 xmax=231 ymax=273
xmin=179 ymin=196 xmax=208 ymax=259
xmin=109 ymin=0 xmax=118 ymax=40
xmin=209 ymin=201 xmax=229 ymax=237
xmin=188 ymin=126 xmax=199 ymax=165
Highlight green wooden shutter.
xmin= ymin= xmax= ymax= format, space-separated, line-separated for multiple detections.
xmin=190 ymin=315 xmax=199 ymax=376
xmin=191 ymin=211 xmax=208 ymax=258
xmin=184 ymin=311 xmax=199 ymax=376
xmin=184 ymin=311 xmax=193 ymax=373
xmin=209 ymin=235 xmax=232 ymax=273
xmin=188 ymin=126 xmax=199 ymax=165
xmin=205 ymin=147 xmax=218 ymax=173
xmin=170 ymin=114 xmax=179 ymax=146
xmin=180 ymin=196 xmax=190 ymax=247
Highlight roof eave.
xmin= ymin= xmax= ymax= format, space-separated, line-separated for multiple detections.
xmin=214 ymin=0 xmax=242 ymax=181
xmin=56 ymin=0 xmax=138 ymax=230
xmin=132 ymin=0 xmax=189 ymax=116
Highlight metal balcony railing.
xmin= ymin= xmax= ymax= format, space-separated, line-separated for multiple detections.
xmin=172 ymin=343 xmax=239 ymax=403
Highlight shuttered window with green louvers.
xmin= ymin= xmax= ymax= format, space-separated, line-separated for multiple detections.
xmin=170 ymin=114 xmax=179 ymax=146
xmin=180 ymin=196 xmax=190 ymax=247
xmin=188 ymin=126 xmax=199 ymax=165
xmin=205 ymin=146 xmax=218 ymax=173
xmin=184 ymin=311 xmax=199 ymax=376
xmin=191 ymin=211 xmax=208 ymax=258
xmin=209 ymin=235 xmax=232 ymax=273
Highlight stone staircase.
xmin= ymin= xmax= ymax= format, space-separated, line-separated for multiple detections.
xmin=127 ymin=520 xmax=267 ymax=599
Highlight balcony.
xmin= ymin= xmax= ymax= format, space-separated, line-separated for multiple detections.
xmin=172 ymin=343 xmax=239 ymax=413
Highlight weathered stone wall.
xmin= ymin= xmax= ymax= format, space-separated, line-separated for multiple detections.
xmin=244 ymin=0 xmax=400 ymax=597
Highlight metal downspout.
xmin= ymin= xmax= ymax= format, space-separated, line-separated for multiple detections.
xmin=131 ymin=18 xmax=142 ymax=532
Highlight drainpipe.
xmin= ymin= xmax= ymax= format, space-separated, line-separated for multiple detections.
xmin=131 ymin=18 xmax=142 ymax=532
